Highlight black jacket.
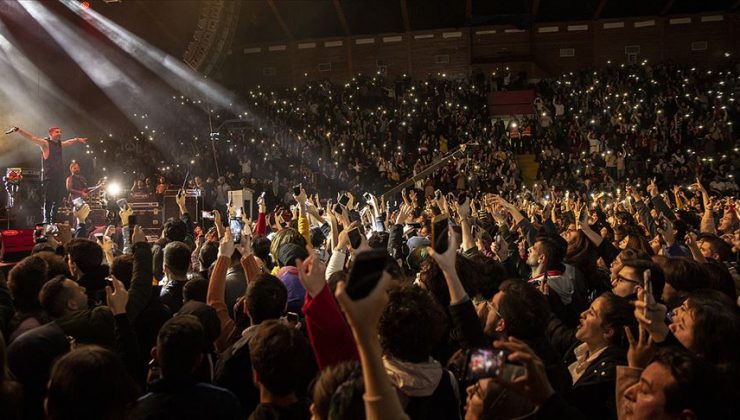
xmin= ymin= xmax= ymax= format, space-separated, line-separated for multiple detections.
xmin=131 ymin=377 xmax=242 ymax=420
xmin=564 ymin=344 xmax=626 ymax=420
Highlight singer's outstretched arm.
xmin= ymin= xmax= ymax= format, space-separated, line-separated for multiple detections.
xmin=61 ymin=137 xmax=87 ymax=148
xmin=13 ymin=127 xmax=48 ymax=150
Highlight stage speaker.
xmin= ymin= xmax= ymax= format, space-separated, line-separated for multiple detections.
xmin=228 ymin=189 xmax=254 ymax=220
xmin=0 ymin=229 xmax=35 ymax=262
xmin=163 ymin=192 xmax=200 ymax=224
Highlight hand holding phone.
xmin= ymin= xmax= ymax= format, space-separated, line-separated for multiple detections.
xmin=345 ymin=248 xmax=388 ymax=300
xmin=347 ymin=227 xmax=362 ymax=249
xmin=432 ymin=214 xmax=449 ymax=254
xmin=643 ymin=269 xmax=652 ymax=317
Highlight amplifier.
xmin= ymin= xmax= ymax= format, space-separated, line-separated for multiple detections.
xmin=134 ymin=207 xmax=162 ymax=230
xmin=163 ymin=194 xmax=201 ymax=224
xmin=89 ymin=208 xmax=109 ymax=226
xmin=0 ymin=229 xmax=35 ymax=262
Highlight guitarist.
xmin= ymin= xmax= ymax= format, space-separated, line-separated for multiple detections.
xmin=66 ymin=161 xmax=90 ymax=200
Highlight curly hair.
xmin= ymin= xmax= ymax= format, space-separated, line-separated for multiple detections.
xmin=418 ymin=255 xmax=482 ymax=307
xmin=378 ymin=285 xmax=448 ymax=363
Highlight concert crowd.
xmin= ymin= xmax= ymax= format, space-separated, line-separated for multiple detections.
xmin=0 ymin=60 xmax=739 ymax=420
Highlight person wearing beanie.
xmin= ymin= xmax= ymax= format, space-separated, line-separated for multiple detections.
xmin=276 ymin=243 xmax=309 ymax=314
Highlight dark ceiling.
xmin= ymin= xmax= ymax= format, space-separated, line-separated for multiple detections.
xmin=89 ymin=0 xmax=738 ymax=60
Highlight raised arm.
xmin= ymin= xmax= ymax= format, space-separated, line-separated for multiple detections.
xmin=207 ymin=230 xmax=237 ymax=352
xmin=61 ymin=137 xmax=87 ymax=148
xmin=12 ymin=127 xmax=48 ymax=149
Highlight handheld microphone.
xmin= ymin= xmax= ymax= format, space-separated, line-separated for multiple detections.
xmin=4 ymin=127 xmax=19 ymax=135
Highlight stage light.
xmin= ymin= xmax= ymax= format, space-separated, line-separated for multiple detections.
xmin=106 ymin=182 xmax=122 ymax=196
xmin=80 ymin=1 xmax=90 ymax=9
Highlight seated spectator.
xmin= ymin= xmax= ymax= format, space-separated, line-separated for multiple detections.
xmin=565 ymin=293 xmax=635 ymax=419
xmin=131 ymin=315 xmax=242 ymax=419
xmin=611 ymin=258 xmax=664 ymax=301
xmin=660 ymin=257 xmax=709 ymax=309
xmin=619 ymin=347 xmax=733 ymax=419
xmin=527 ymin=234 xmax=587 ymax=327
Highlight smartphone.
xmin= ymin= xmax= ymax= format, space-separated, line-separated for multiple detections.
xmin=435 ymin=189 xmax=442 ymax=200
xmin=338 ymin=194 xmax=350 ymax=207
xmin=72 ymin=197 xmax=85 ymax=211
xmin=201 ymin=210 xmax=215 ymax=220
xmin=293 ymin=184 xmax=302 ymax=196
xmin=347 ymin=227 xmax=362 ymax=249
xmin=457 ymin=192 xmax=468 ymax=205
xmin=345 ymin=248 xmax=387 ymax=300
xmin=116 ymin=198 xmax=128 ymax=211
xmin=363 ymin=192 xmax=372 ymax=202
xmin=94 ymin=233 xmax=104 ymax=243
xmin=464 ymin=348 xmax=525 ymax=382
xmin=230 ymin=218 xmax=243 ymax=243
xmin=105 ymin=276 xmax=114 ymax=288
xmin=432 ymin=214 xmax=449 ymax=254
xmin=333 ymin=203 xmax=343 ymax=214
xmin=127 ymin=214 xmax=137 ymax=242
xmin=643 ymin=269 xmax=652 ymax=316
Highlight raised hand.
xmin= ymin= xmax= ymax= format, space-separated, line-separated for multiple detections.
xmin=296 ymin=253 xmax=327 ymax=298
xmin=105 ymin=276 xmax=129 ymax=316
xmin=492 ymin=337 xmax=555 ymax=406
xmin=625 ymin=324 xmax=655 ymax=369
xmin=335 ymin=271 xmax=392 ymax=337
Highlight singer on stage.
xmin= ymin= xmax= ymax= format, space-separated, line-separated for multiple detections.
xmin=8 ymin=126 xmax=87 ymax=223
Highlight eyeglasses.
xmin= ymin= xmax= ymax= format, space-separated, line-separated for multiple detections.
xmin=615 ymin=274 xmax=640 ymax=285
xmin=486 ymin=300 xmax=502 ymax=319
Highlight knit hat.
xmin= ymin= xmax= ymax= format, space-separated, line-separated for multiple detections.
xmin=277 ymin=243 xmax=309 ymax=267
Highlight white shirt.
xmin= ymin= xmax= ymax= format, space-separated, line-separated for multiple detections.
xmin=568 ymin=343 xmax=608 ymax=385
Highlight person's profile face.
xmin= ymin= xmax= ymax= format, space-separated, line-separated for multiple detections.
xmin=622 ymin=362 xmax=674 ymax=420
xmin=669 ymin=300 xmax=696 ymax=352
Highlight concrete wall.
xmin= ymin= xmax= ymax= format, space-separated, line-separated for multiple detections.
xmin=223 ymin=12 xmax=739 ymax=87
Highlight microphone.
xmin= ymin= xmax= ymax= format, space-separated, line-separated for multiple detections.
xmin=5 ymin=127 xmax=19 ymax=135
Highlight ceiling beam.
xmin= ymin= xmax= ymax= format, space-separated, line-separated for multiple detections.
xmin=531 ymin=0 xmax=541 ymax=19
xmin=266 ymin=0 xmax=293 ymax=41
xmin=593 ymin=0 xmax=608 ymax=20
xmin=332 ymin=0 xmax=351 ymax=36
xmin=660 ymin=0 xmax=675 ymax=15
xmin=400 ymin=0 xmax=411 ymax=32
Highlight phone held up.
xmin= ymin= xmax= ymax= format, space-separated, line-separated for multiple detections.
xmin=464 ymin=348 xmax=526 ymax=382
xmin=345 ymin=248 xmax=388 ymax=300
xmin=432 ymin=214 xmax=449 ymax=254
